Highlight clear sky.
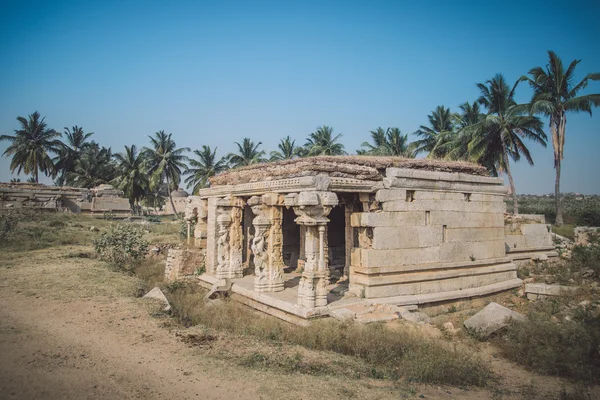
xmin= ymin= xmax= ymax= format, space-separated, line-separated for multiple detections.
xmin=1 ymin=0 xmax=599 ymax=194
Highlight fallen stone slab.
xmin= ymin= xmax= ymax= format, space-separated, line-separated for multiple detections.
xmin=525 ymin=283 xmax=580 ymax=300
xmin=203 ymin=279 xmax=232 ymax=302
xmin=463 ymin=302 xmax=524 ymax=338
xmin=400 ymin=310 xmax=431 ymax=324
xmin=143 ymin=287 xmax=171 ymax=311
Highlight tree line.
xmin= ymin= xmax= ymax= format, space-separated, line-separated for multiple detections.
xmin=2 ymin=51 xmax=598 ymax=224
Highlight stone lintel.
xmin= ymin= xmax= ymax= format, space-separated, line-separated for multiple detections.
xmin=385 ymin=168 xmax=504 ymax=185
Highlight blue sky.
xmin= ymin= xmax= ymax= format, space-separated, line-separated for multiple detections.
xmin=1 ymin=0 xmax=599 ymax=194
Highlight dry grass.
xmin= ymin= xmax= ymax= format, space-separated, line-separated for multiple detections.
xmin=159 ymin=281 xmax=491 ymax=387
xmin=209 ymin=155 xmax=488 ymax=185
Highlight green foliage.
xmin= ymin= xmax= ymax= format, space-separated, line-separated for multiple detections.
xmin=498 ymin=306 xmax=600 ymax=383
xmin=227 ymin=138 xmax=266 ymax=168
xmin=509 ymin=194 xmax=600 ymax=226
xmin=571 ymin=243 xmax=600 ymax=278
xmin=0 ymin=111 xmax=63 ymax=182
xmin=305 ymin=126 xmax=346 ymax=156
xmin=184 ymin=145 xmax=228 ymax=193
xmin=93 ymin=224 xmax=148 ymax=270
xmin=0 ymin=210 xmax=19 ymax=242
xmin=359 ymin=127 xmax=414 ymax=157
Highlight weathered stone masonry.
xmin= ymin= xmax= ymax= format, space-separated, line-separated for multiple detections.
xmin=184 ymin=156 xmax=522 ymax=316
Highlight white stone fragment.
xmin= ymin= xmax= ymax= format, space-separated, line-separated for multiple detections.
xmin=463 ymin=302 xmax=524 ymax=338
xmin=143 ymin=287 xmax=171 ymax=311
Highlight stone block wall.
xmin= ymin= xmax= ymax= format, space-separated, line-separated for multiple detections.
xmin=348 ymin=170 xmax=519 ymax=300
xmin=504 ymin=214 xmax=557 ymax=265
xmin=164 ymin=248 xmax=206 ymax=281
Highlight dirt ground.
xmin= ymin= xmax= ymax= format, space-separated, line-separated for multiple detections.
xmin=0 ymin=243 xmax=597 ymax=399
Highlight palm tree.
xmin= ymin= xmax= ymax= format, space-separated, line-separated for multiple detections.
xmin=305 ymin=126 xmax=346 ymax=156
xmin=411 ymin=106 xmax=456 ymax=157
xmin=520 ymin=51 xmax=600 ymax=225
xmin=184 ymin=145 xmax=228 ymax=194
xmin=359 ymin=127 xmax=413 ymax=157
xmin=143 ymin=130 xmax=190 ymax=219
xmin=112 ymin=145 xmax=148 ymax=214
xmin=444 ymin=102 xmax=485 ymax=162
xmin=0 ymin=111 xmax=62 ymax=182
xmin=468 ymin=74 xmax=547 ymax=214
xmin=67 ymin=143 xmax=116 ymax=188
xmin=227 ymin=138 xmax=266 ymax=168
xmin=54 ymin=126 xmax=94 ymax=185
xmin=270 ymin=136 xmax=304 ymax=161
xmin=358 ymin=127 xmax=387 ymax=155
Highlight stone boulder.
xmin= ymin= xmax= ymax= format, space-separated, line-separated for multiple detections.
xmin=463 ymin=302 xmax=524 ymax=338
xmin=143 ymin=287 xmax=171 ymax=311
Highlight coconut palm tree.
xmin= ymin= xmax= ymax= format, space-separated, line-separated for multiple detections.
xmin=305 ymin=126 xmax=346 ymax=156
xmin=184 ymin=145 xmax=228 ymax=194
xmin=112 ymin=145 xmax=148 ymax=214
xmin=227 ymin=138 xmax=266 ymax=168
xmin=270 ymin=136 xmax=304 ymax=161
xmin=520 ymin=51 xmax=600 ymax=225
xmin=54 ymin=126 xmax=95 ymax=185
xmin=411 ymin=106 xmax=456 ymax=157
xmin=143 ymin=130 xmax=190 ymax=219
xmin=0 ymin=111 xmax=62 ymax=183
xmin=359 ymin=127 xmax=413 ymax=157
xmin=67 ymin=143 xmax=116 ymax=188
xmin=443 ymin=102 xmax=485 ymax=162
xmin=468 ymin=74 xmax=547 ymax=214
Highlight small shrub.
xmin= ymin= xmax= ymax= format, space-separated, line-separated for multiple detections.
xmin=93 ymin=224 xmax=148 ymax=270
xmin=498 ymin=308 xmax=600 ymax=382
xmin=47 ymin=219 xmax=66 ymax=227
xmin=570 ymin=244 xmax=600 ymax=279
xmin=180 ymin=219 xmax=196 ymax=240
xmin=146 ymin=215 xmax=161 ymax=223
xmin=0 ymin=210 xmax=19 ymax=242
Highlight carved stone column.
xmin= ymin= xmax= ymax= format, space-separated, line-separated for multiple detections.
xmin=248 ymin=193 xmax=285 ymax=292
xmin=214 ymin=196 xmax=244 ymax=280
xmin=285 ymin=191 xmax=338 ymax=308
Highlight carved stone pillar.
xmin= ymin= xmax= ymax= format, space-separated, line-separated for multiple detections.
xmin=214 ymin=196 xmax=244 ymax=280
xmin=248 ymin=193 xmax=285 ymax=292
xmin=285 ymin=191 xmax=338 ymax=308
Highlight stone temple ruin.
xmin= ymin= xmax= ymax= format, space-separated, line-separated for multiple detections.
xmin=178 ymin=156 xmax=551 ymax=323
xmin=0 ymin=183 xmax=131 ymax=215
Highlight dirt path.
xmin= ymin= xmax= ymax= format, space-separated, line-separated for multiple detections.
xmin=0 ymin=293 xmax=261 ymax=399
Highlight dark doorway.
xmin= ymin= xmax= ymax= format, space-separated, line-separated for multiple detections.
xmin=242 ymin=205 xmax=255 ymax=274
xmin=282 ymin=207 xmax=300 ymax=270
xmin=327 ymin=205 xmax=346 ymax=273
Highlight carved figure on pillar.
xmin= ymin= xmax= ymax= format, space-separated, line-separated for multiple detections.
xmin=216 ymin=211 xmax=231 ymax=278
xmin=249 ymin=194 xmax=285 ymax=292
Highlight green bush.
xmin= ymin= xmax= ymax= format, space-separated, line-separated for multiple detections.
xmin=0 ymin=210 xmax=19 ymax=242
xmin=570 ymin=244 xmax=600 ymax=279
xmin=498 ymin=307 xmax=600 ymax=383
xmin=93 ymin=223 xmax=148 ymax=270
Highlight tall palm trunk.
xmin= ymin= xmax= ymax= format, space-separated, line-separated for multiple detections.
xmin=502 ymin=143 xmax=518 ymax=215
xmin=555 ymin=159 xmax=563 ymax=225
xmin=553 ymin=114 xmax=566 ymax=226
xmin=166 ymin=173 xmax=180 ymax=220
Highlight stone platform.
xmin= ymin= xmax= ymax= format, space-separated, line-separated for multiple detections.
xmin=196 ymin=271 xmax=520 ymax=325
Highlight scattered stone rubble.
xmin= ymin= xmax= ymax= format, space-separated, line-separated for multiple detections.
xmin=574 ymin=226 xmax=600 ymax=245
